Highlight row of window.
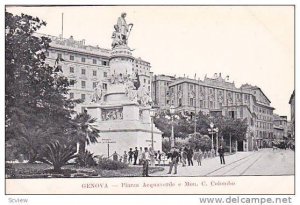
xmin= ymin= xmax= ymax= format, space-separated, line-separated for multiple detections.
xmin=256 ymin=107 xmax=273 ymax=115
xmin=68 ymin=66 xmax=107 ymax=77
xmin=134 ymin=64 xmax=150 ymax=70
xmin=257 ymin=114 xmax=272 ymax=122
xmin=69 ymin=80 xmax=107 ymax=90
xmin=135 ymin=61 xmax=150 ymax=66
xmin=172 ymin=86 xmax=251 ymax=102
xmin=256 ymin=121 xmax=273 ymax=130
xmin=53 ymin=52 xmax=108 ymax=66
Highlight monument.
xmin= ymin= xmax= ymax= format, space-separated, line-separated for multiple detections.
xmin=83 ymin=13 xmax=162 ymax=157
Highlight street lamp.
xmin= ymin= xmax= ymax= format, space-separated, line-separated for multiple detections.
xmin=215 ymin=127 xmax=219 ymax=154
xmin=170 ymin=105 xmax=175 ymax=147
xmin=150 ymin=108 xmax=156 ymax=150
xmin=208 ymin=122 xmax=219 ymax=152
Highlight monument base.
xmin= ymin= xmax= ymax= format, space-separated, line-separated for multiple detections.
xmin=84 ymin=103 xmax=163 ymax=157
xmin=88 ymin=128 xmax=162 ymax=158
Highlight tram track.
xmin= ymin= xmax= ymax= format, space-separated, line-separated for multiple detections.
xmin=205 ymin=151 xmax=262 ymax=176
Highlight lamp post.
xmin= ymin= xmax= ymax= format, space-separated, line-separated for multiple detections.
xmin=170 ymin=105 xmax=175 ymax=147
xmin=215 ymin=127 xmax=219 ymax=154
xmin=208 ymin=122 xmax=219 ymax=151
xmin=149 ymin=108 xmax=156 ymax=150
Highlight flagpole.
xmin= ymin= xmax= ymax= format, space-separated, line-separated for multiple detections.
xmin=61 ymin=13 xmax=64 ymax=39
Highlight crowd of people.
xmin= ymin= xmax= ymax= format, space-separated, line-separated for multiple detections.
xmin=111 ymin=145 xmax=226 ymax=176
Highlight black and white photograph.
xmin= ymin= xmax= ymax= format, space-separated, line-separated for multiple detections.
xmin=4 ymin=5 xmax=295 ymax=195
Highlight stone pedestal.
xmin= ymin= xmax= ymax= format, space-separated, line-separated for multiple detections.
xmin=83 ymin=45 xmax=162 ymax=157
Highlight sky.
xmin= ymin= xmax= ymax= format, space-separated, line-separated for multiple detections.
xmin=6 ymin=6 xmax=294 ymax=119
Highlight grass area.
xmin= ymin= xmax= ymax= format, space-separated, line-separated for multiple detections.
xmin=5 ymin=163 xmax=165 ymax=178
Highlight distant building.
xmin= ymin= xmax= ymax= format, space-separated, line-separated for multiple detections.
xmin=133 ymin=57 xmax=152 ymax=94
xmin=153 ymin=73 xmax=275 ymax=151
xmin=151 ymin=74 xmax=176 ymax=108
xmin=273 ymin=114 xmax=288 ymax=140
xmin=289 ymin=90 xmax=295 ymax=139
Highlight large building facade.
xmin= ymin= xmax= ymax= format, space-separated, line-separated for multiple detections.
xmin=152 ymin=73 xmax=275 ymax=151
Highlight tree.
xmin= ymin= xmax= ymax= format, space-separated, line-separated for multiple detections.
xmin=211 ymin=116 xmax=248 ymax=146
xmin=40 ymin=140 xmax=77 ymax=172
xmin=187 ymin=133 xmax=212 ymax=151
xmin=154 ymin=110 xmax=194 ymax=140
xmin=5 ymin=11 xmax=82 ymax=165
xmin=155 ymin=109 xmax=248 ymax=151
xmin=5 ymin=11 xmax=76 ymax=138
xmin=14 ymin=125 xmax=57 ymax=162
xmin=72 ymin=112 xmax=100 ymax=154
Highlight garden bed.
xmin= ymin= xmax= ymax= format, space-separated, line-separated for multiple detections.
xmin=5 ymin=163 xmax=165 ymax=178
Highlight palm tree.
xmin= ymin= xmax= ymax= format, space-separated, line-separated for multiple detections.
xmin=73 ymin=112 xmax=100 ymax=155
xmin=41 ymin=140 xmax=77 ymax=172
xmin=17 ymin=125 xmax=57 ymax=163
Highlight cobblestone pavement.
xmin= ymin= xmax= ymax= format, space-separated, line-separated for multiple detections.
xmin=151 ymin=148 xmax=294 ymax=177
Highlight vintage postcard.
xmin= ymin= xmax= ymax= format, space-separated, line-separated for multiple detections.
xmin=5 ymin=5 xmax=295 ymax=195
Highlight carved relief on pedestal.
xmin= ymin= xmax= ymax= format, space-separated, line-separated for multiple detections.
xmin=101 ymin=108 xmax=123 ymax=121
xmin=108 ymin=70 xmax=132 ymax=85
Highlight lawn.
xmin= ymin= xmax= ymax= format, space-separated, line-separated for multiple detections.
xmin=5 ymin=163 xmax=165 ymax=178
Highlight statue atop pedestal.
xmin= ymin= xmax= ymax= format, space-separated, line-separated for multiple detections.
xmin=111 ymin=12 xmax=133 ymax=48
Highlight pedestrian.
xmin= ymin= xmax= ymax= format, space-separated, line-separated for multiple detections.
xmin=167 ymin=147 xmax=180 ymax=174
xmin=133 ymin=147 xmax=138 ymax=165
xmin=211 ymin=148 xmax=216 ymax=158
xmin=156 ymin=150 xmax=162 ymax=165
xmin=142 ymin=147 xmax=150 ymax=177
xmin=208 ymin=150 xmax=211 ymax=158
xmin=128 ymin=148 xmax=133 ymax=164
xmin=138 ymin=147 xmax=143 ymax=165
xmin=181 ymin=146 xmax=188 ymax=167
xmin=123 ymin=151 xmax=128 ymax=164
xmin=203 ymin=150 xmax=207 ymax=159
xmin=193 ymin=150 xmax=199 ymax=163
xmin=149 ymin=147 xmax=155 ymax=167
xmin=187 ymin=146 xmax=194 ymax=166
xmin=112 ymin=151 xmax=118 ymax=161
xmin=197 ymin=149 xmax=203 ymax=166
xmin=218 ymin=145 xmax=225 ymax=164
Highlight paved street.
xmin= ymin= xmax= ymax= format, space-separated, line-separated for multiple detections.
xmin=152 ymin=149 xmax=294 ymax=177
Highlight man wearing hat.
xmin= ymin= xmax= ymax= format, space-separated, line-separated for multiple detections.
xmin=167 ymin=147 xmax=180 ymax=174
